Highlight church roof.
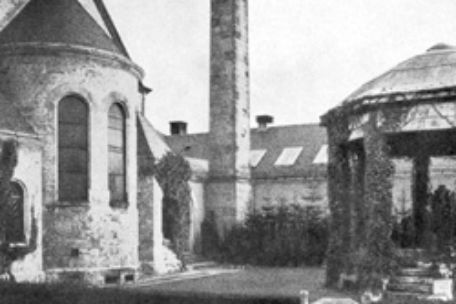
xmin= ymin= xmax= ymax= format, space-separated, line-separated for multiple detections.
xmin=0 ymin=0 xmax=124 ymax=56
xmin=165 ymin=124 xmax=327 ymax=179
xmin=343 ymin=43 xmax=456 ymax=107
xmin=137 ymin=114 xmax=171 ymax=160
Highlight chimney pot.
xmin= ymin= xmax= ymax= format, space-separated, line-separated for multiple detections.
xmin=170 ymin=121 xmax=188 ymax=135
xmin=256 ymin=115 xmax=274 ymax=129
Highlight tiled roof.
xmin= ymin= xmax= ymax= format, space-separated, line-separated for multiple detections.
xmin=343 ymin=44 xmax=456 ymax=106
xmin=0 ymin=0 xmax=123 ymax=55
xmin=165 ymin=124 xmax=328 ymax=179
xmin=137 ymin=115 xmax=208 ymax=179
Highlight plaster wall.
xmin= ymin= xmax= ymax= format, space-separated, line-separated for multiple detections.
xmin=0 ymin=45 xmax=142 ymax=281
xmin=7 ymin=136 xmax=44 ymax=282
xmin=253 ymin=178 xmax=328 ymax=212
xmin=189 ymin=180 xmax=205 ymax=254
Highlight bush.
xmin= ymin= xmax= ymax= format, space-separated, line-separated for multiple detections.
xmin=219 ymin=205 xmax=329 ymax=267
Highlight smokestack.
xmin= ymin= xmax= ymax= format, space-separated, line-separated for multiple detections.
xmin=169 ymin=121 xmax=187 ymax=136
xmin=256 ymin=115 xmax=274 ymax=129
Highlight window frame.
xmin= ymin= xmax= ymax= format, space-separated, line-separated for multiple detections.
xmin=6 ymin=180 xmax=26 ymax=246
xmin=57 ymin=94 xmax=90 ymax=204
xmin=108 ymin=102 xmax=128 ymax=208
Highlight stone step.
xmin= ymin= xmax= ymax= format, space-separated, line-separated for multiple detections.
xmin=390 ymin=275 xmax=435 ymax=285
xmin=387 ymin=282 xmax=433 ymax=294
xmin=398 ymin=267 xmax=434 ymax=277
xmin=186 ymin=261 xmax=218 ymax=271
xmin=384 ymin=291 xmax=453 ymax=302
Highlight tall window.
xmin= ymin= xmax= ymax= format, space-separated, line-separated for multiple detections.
xmin=58 ymin=95 xmax=89 ymax=202
xmin=108 ymin=103 xmax=127 ymax=206
xmin=6 ymin=181 xmax=25 ymax=243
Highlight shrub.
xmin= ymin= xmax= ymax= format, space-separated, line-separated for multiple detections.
xmin=219 ymin=205 xmax=329 ymax=267
xmin=155 ymin=152 xmax=192 ymax=266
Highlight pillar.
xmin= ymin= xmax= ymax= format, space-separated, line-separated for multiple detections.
xmin=361 ymin=113 xmax=395 ymax=286
xmin=412 ymin=154 xmax=430 ymax=247
xmin=207 ymin=0 xmax=251 ymax=236
xmin=325 ymin=117 xmax=350 ymax=287
xmin=348 ymin=145 xmax=365 ymax=260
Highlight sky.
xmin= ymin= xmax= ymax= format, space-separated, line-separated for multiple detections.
xmin=104 ymin=0 xmax=456 ymax=134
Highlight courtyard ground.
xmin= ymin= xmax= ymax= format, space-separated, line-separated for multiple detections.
xmin=129 ymin=267 xmax=356 ymax=302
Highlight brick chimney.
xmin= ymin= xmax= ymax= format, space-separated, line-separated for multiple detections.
xmin=256 ymin=115 xmax=273 ymax=129
xmin=169 ymin=121 xmax=187 ymax=136
xmin=207 ymin=0 xmax=251 ymax=235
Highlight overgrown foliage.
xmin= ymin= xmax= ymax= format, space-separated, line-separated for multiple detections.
xmin=325 ymin=113 xmax=351 ymax=286
xmin=155 ymin=152 xmax=192 ymax=266
xmin=0 ymin=139 xmax=38 ymax=281
xmin=355 ymin=116 xmax=396 ymax=289
xmin=324 ymin=110 xmax=398 ymax=289
xmin=216 ymin=205 xmax=328 ymax=267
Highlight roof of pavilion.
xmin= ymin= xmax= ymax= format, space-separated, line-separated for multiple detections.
xmin=322 ymin=43 xmax=456 ymax=121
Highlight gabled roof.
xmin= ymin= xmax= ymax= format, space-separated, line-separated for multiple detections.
xmin=165 ymin=124 xmax=328 ymax=179
xmin=137 ymin=115 xmax=208 ymax=179
xmin=0 ymin=0 xmax=126 ymax=56
xmin=138 ymin=114 xmax=171 ymax=160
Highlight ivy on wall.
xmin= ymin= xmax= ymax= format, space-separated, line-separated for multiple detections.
xmin=356 ymin=114 xmax=396 ymax=289
xmin=324 ymin=109 xmax=397 ymax=289
xmin=0 ymin=139 xmax=37 ymax=282
xmin=325 ymin=113 xmax=351 ymax=287
xmin=154 ymin=152 xmax=192 ymax=266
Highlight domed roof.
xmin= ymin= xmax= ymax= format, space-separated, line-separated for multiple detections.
xmin=343 ymin=43 xmax=456 ymax=106
xmin=0 ymin=0 xmax=123 ymax=55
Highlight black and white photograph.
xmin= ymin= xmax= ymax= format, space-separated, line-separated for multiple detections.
xmin=0 ymin=0 xmax=456 ymax=303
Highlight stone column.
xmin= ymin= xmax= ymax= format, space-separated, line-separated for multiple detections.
xmin=348 ymin=145 xmax=365 ymax=258
xmin=412 ymin=154 xmax=430 ymax=247
xmin=361 ymin=113 xmax=395 ymax=286
xmin=207 ymin=0 xmax=251 ymax=236
xmin=325 ymin=116 xmax=350 ymax=287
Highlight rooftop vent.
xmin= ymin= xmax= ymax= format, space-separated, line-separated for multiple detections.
xmin=256 ymin=115 xmax=274 ymax=129
xmin=427 ymin=43 xmax=455 ymax=52
xmin=170 ymin=121 xmax=187 ymax=136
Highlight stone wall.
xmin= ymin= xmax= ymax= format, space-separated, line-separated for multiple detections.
xmin=189 ymin=180 xmax=205 ymax=254
xmin=137 ymin=174 xmax=154 ymax=271
xmin=6 ymin=134 xmax=44 ymax=282
xmin=0 ymin=44 xmax=142 ymax=281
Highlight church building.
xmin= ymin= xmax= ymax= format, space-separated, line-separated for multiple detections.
xmin=0 ymin=0 xmax=163 ymax=284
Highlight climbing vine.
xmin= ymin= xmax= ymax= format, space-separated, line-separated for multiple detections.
xmin=0 ymin=139 xmax=37 ymax=282
xmin=355 ymin=114 xmax=396 ymax=289
xmin=154 ymin=152 xmax=192 ymax=266
xmin=325 ymin=112 xmax=351 ymax=287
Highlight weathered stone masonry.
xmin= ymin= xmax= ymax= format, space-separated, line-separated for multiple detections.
xmin=0 ymin=43 xmax=143 ymax=283
xmin=207 ymin=0 xmax=252 ymax=235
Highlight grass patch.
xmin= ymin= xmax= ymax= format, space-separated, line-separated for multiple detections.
xmin=0 ymin=267 xmax=355 ymax=304
xmin=134 ymin=267 xmax=354 ymax=302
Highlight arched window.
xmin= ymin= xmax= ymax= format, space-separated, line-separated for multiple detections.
xmin=108 ymin=103 xmax=127 ymax=207
xmin=6 ymin=181 xmax=25 ymax=243
xmin=58 ymin=95 xmax=89 ymax=202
